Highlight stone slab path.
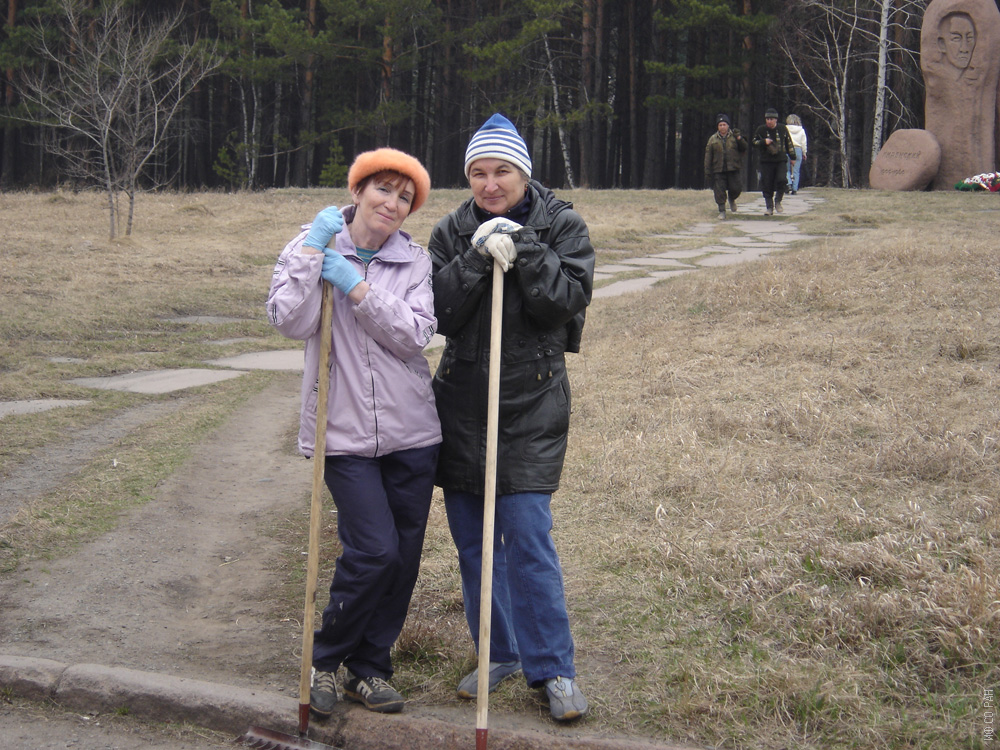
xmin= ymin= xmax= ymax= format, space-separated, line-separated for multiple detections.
xmin=1 ymin=190 xmax=822 ymax=413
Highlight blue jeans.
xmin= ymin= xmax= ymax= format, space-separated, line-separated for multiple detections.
xmin=787 ymin=146 xmax=803 ymax=191
xmin=444 ymin=490 xmax=576 ymax=686
xmin=313 ymin=443 xmax=439 ymax=679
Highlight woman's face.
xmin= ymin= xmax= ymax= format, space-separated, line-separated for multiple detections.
xmin=468 ymin=158 xmax=528 ymax=215
xmin=351 ymin=175 xmax=415 ymax=245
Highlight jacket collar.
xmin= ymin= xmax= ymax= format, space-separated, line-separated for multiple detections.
xmin=336 ymin=204 xmax=415 ymax=262
xmin=457 ymin=181 xmax=564 ymax=236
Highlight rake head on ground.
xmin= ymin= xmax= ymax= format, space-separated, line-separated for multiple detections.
xmin=239 ymin=725 xmax=341 ymax=750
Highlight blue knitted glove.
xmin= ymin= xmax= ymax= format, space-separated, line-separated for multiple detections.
xmin=321 ymin=248 xmax=363 ymax=295
xmin=302 ymin=206 xmax=344 ymax=251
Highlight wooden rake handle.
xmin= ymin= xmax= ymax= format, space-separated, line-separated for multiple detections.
xmin=476 ymin=261 xmax=504 ymax=750
xmin=298 ymin=281 xmax=334 ymax=736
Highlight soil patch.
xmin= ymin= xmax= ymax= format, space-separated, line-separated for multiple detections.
xmin=0 ymin=377 xmax=309 ymax=690
xmin=0 ymin=374 xmax=641 ymax=749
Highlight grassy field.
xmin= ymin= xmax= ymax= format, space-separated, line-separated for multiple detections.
xmin=1 ymin=186 xmax=998 ymax=749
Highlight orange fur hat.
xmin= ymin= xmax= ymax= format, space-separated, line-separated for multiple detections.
xmin=347 ymin=148 xmax=431 ymax=213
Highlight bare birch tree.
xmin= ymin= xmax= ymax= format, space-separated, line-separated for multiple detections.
xmin=543 ymin=33 xmax=576 ymax=189
xmin=871 ymin=0 xmax=893 ymax=164
xmin=870 ymin=0 xmax=926 ymax=162
xmin=778 ymin=0 xmax=865 ymax=187
xmin=16 ymin=0 xmax=220 ymax=238
xmin=780 ymin=0 xmax=927 ymax=186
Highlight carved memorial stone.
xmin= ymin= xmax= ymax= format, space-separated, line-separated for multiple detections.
xmin=869 ymin=129 xmax=942 ymax=190
xmin=920 ymin=0 xmax=1000 ymax=189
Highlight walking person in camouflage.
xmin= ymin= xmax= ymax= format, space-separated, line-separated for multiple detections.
xmin=704 ymin=113 xmax=748 ymax=220
xmin=752 ymin=107 xmax=797 ymax=215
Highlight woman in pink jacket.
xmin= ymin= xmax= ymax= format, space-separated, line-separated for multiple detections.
xmin=266 ymin=149 xmax=440 ymax=717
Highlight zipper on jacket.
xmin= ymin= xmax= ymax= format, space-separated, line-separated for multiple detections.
xmin=363 ymin=259 xmax=379 ymax=458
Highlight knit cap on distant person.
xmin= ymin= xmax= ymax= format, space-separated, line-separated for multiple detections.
xmin=348 ymin=147 xmax=431 ymax=213
xmin=716 ymin=113 xmax=731 ymax=126
xmin=765 ymin=107 xmax=779 ymax=119
xmin=464 ymin=113 xmax=532 ymax=179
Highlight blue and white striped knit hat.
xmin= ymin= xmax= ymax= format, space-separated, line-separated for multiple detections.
xmin=464 ymin=113 xmax=532 ymax=179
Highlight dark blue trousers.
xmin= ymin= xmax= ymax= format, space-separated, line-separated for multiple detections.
xmin=312 ymin=443 xmax=439 ymax=679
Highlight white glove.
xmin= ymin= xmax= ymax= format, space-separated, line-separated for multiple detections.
xmin=482 ymin=233 xmax=517 ymax=272
xmin=472 ymin=216 xmax=522 ymax=249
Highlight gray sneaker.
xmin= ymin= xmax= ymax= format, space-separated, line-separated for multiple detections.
xmin=545 ymin=676 xmax=588 ymax=721
xmin=343 ymin=670 xmax=404 ymax=713
xmin=775 ymin=200 xmax=784 ymax=214
xmin=457 ymin=660 xmax=522 ymax=699
xmin=309 ymin=668 xmax=338 ymax=718
xmin=729 ymin=199 xmax=738 ymax=212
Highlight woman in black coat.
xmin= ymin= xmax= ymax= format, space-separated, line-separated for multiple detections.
xmin=428 ymin=113 xmax=594 ymax=722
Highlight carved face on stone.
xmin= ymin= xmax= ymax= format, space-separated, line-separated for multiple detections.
xmin=938 ymin=13 xmax=976 ymax=70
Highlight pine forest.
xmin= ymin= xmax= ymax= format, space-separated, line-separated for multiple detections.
xmin=0 ymin=0 xmax=936 ymax=193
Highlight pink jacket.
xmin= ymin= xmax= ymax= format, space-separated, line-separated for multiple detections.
xmin=266 ymin=206 xmax=441 ymax=458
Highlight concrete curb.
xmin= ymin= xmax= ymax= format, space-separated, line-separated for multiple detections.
xmin=0 ymin=654 xmax=695 ymax=750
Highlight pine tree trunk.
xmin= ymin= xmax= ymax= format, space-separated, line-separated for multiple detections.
xmin=2 ymin=0 xmax=18 ymax=187
xmin=292 ymin=0 xmax=317 ymax=186
xmin=579 ymin=0 xmax=595 ymax=188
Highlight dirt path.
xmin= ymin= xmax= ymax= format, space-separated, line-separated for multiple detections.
xmin=1 ymin=375 xmax=614 ymax=749
xmin=0 ymin=376 xmax=313 ymax=747
xmin=2 ymin=695 xmax=237 ymax=749
xmin=0 ymin=376 xmax=309 ymax=687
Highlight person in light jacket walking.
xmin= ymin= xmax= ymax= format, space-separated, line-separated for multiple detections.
xmin=266 ymin=148 xmax=440 ymax=718
xmin=785 ymin=114 xmax=808 ymax=193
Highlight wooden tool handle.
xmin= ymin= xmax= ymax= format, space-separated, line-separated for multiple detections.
xmin=298 ymin=281 xmax=334 ymax=735
xmin=476 ymin=261 xmax=504 ymax=749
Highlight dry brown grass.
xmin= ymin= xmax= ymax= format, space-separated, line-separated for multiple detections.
xmin=2 ymin=186 xmax=999 ymax=748
xmin=547 ymin=194 xmax=1000 ymax=748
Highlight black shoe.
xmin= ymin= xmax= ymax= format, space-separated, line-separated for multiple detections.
xmin=343 ymin=670 xmax=404 ymax=713
xmin=310 ymin=668 xmax=338 ymax=718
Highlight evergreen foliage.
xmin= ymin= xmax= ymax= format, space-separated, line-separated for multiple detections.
xmin=0 ymin=0 xmax=931 ymax=192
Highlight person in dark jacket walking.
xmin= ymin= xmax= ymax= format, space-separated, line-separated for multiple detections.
xmin=704 ymin=113 xmax=748 ymax=219
xmin=752 ymin=107 xmax=797 ymax=215
xmin=428 ymin=113 xmax=594 ymax=722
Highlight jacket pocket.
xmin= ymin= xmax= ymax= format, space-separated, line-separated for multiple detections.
xmin=509 ymin=358 xmax=570 ymax=465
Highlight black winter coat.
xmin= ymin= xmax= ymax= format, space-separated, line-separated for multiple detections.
xmin=752 ymin=123 xmax=796 ymax=164
xmin=428 ymin=181 xmax=595 ymax=495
